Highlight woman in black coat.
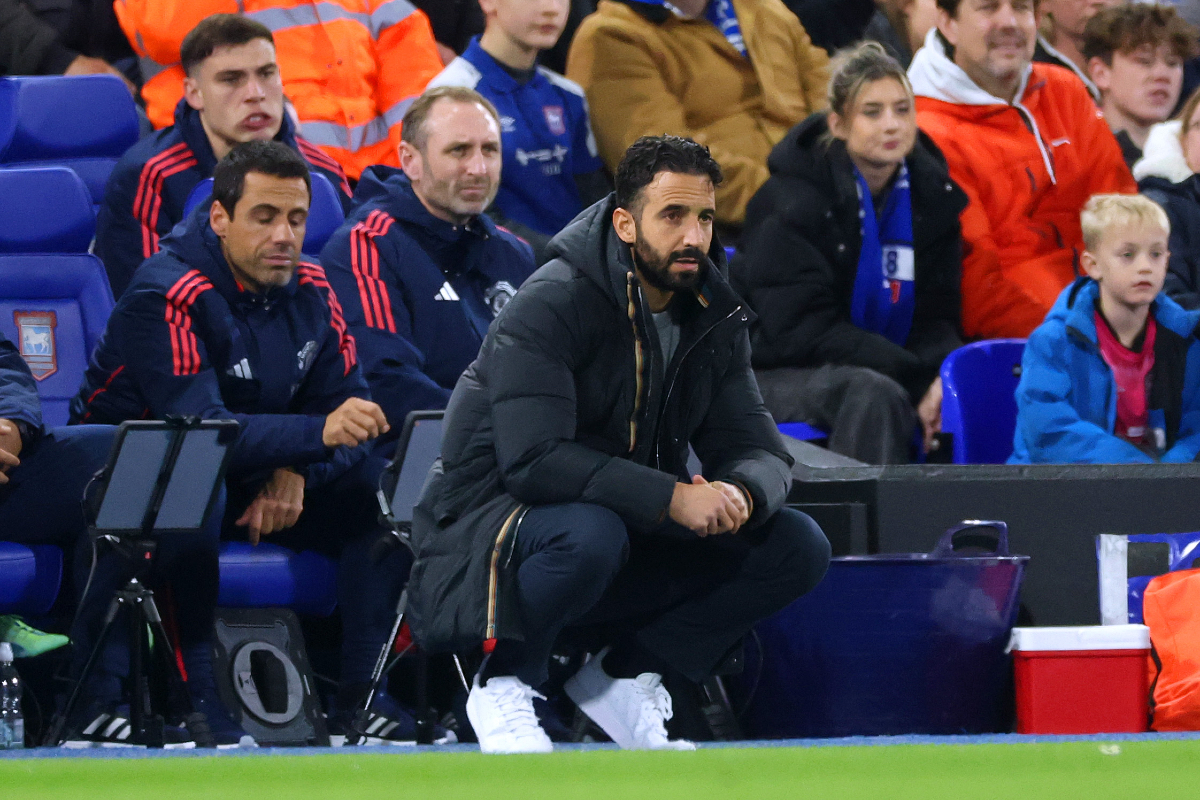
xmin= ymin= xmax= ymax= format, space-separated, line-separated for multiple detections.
xmin=731 ymin=42 xmax=967 ymax=464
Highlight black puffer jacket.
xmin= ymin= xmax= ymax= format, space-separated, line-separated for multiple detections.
xmin=730 ymin=112 xmax=967 ymax=401
xmin=408 ymin=195 xmax=794 ymax=653
xmin=1141 ymin=174 xmax=1200 ymax=310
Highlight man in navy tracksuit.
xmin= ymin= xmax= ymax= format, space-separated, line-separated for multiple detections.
xmin=72 ymin=141 xmax=425 ymax=744
xmin=95 ymin=14 xmax=351 ymax=299
xmin=320 ymin=86 xmax=536 ymax=434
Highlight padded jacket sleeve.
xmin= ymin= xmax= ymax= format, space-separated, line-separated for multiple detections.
xmin=1161 ymin=337 xmax=1200 ymax=463
xmin=0 ymin=330 xmax=42 ymax=432
xmin=484 ymin=277 xmax=678 ymax=531
xmin=0 ymin=0 xmax=77 ymax=75
xmin=107 ymin=287 xmax=331 ymax=475
xmin=94 ymin=151 xmax=153 ymax=300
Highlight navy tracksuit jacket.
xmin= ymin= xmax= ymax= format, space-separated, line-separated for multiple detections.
xmin=72 ymin=204 xmax=369 ymax=485
xmin=319 ymin=167 xmax=535 ymax=431
xmin=95 ymin=98 xmax=353 ymax=299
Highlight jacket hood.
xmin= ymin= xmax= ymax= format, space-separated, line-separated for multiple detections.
xmin=353 ymin=164 xmax=505 ymax=245
xmin=1051 ymin=277 xmax=1200 ymax=343
xmin=543 ymin=192 xmax=737 ymax=312
xmin=1133 ymin=120 xmax=1191 ymax=183
xmin=158 ymin=202 xmax=301 ymax=303
xmin=173 ymin=98 xmax=301 ymax=175
xmin=1034 ymin=34 xmax=1098 ymax=100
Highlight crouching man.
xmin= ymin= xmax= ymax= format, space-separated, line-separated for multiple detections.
xmin=407 ymin=135 xmax=831 ymax=753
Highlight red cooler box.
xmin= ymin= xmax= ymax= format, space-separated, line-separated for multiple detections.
xmin=1010 ymin=625 xmax=1150 ymax=734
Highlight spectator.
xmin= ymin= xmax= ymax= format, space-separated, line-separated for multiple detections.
xmin=0 ymin=332 xmax=233 ymax=745
xmin=784 ymin=0 xmax=878 ymax=52
xmin=413 ymin=0 xmax=485 ymax=62
xmin=866 ymin=0 xmax=943 ymax=67
xmin=428 ymin=0 xmax=609 ymax=261
xmin=72 ymin=142 xmax=442 ymax=744
xmin=406 ymin=135 xmax=829 ymax=754
xmin=1083 ymin=3 xmax=1196 ymax=168
xmin=909 ymin=0 xmax=1136 ymax=339
xmin=96 ymin=15 xmax=351 ymax=300
xmin=1011 ymin=193 xmax=1200 ymax=464
xmin=732 ymin=43 xmax=966 ymax=465
xmin=320 ymin=87 xmax=536 ymax=440
xmin=112 ymin=2 xmax=444 ymax=179
xmin=0 ymin=0 xmax=132 ymax=84
xmin=1138 ymin=89 xmax=1200 ymax=308
xmin=540 ymin=0 xmax=597 ymax=74
xmin=1035 ymin=0 xmax=1121 ymax=99
xmin=566 ymin=0 xmax=830 ymax=231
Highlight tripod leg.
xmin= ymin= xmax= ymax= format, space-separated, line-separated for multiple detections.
xmin=44 ymin=594 xmax=127 ymax=746
xmin=128 ymin=593 xmax=153 ymax=746
xmin=348 ymin=589 xmax=408 ymax=745
xmin=414 ymin=651 xmax=433 ymax=745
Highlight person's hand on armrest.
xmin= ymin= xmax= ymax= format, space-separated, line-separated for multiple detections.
xmin=323 ymin=397 xmax=389 ymax=448
xmin=237 ymin=467 xmax=306 ymax=545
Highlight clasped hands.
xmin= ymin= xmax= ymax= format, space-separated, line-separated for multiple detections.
xmin=668 ymin=475 xmax=751 ymax=536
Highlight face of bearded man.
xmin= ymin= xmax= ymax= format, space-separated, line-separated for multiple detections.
xmin=631 ymin=222 xmax=710 ymax=294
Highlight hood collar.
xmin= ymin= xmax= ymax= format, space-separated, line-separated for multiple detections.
xmin=1133 ymin=120 xmax=1191 ymax=183
xmin=353 ymin=165 xmax=494 ymax=245
xmin=1055 ymin=277 xmax=1200 ymax=342
xmin=174 ymin=98 xmax=301 ymax=174
xmin=1034 ymin=35 xmax=1099 ymax=100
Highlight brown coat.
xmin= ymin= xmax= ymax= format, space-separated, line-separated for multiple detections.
xmin=567 ymin=0 xmax=829 ymax=226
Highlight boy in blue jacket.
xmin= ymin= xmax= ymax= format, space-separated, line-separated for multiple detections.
xmin=1011 ymin=193 xmax=1200 ymax=464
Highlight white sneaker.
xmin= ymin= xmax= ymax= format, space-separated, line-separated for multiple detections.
xmin=564 ymin=648 xmax=696 ymax=750
xmin=466 ymin=672 xmax=554 ymax=754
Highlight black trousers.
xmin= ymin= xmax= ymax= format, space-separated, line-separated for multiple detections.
xmin=755 ymin=364 xmax=918 ymax=464
xmin=495 ymin=503 xmax=831 ymax=687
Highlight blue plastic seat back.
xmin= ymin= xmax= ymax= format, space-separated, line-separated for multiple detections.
xmin=0 ymin=543 xmax=63 ymax=616
xmin=0 ymin=255 xmax=114 ymax=426
xmin=1122 ymin=532 xmax=1200 ymax=623
xmin=0 ymin=167 xmax=95 ymax=253
xmin=182 ymin=172 xmax=345 ymax=256
xmin=0 ymin=76 xmax=139 ymax=207
xmin=940 ymin=338 xmax=1026 ymax=464
xmin=217 ymin=542 xmax=337 ymax=616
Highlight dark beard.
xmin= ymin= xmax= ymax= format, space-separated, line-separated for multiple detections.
xmin=632 ymin=240 xmax=709 ymax=293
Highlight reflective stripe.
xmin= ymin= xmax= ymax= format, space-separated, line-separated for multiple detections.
xmin=247 ymin=0 xmax=415 ymax=38
xmin=297 ymin=97 xmax=413 ymax=151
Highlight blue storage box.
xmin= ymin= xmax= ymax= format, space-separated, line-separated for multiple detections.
xmin=733 ymin=521 xmax=1028 ymax=737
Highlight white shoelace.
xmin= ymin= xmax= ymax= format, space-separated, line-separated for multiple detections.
xmin=633 ymin=673 xmax=673 ymax=740
xmin=489 ymin=679 xmax=546 ymax=740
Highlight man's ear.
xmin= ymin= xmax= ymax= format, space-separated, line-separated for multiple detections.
xmin=612 ymin=206 xmax=637 ymax=245
xmin=183 ymin=75 xmax=204 ymax=112
xmin=210 ymin=199 xmax=230 ymax=238
xmin=937 ymin=7 xmax=957 ymax=49
xmin=1081 ymin=250 xmax=1103 ymax=282
xmin=1088 ymin=57 xmax=1112 ymax=92
xmin=399 ymin=141 xmax=422 ymax=182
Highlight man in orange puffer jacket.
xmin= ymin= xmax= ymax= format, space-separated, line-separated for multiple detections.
xmin=114 ymin=1 xmax=445 ymax=180
xmin=909 ymin=0 xmax=1136 ymax=339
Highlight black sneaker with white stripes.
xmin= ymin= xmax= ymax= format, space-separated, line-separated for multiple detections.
xmin=62 ymin=706 xmax=195 ymax=749
xmin=335 ymin=692 xmax=456 ymax=746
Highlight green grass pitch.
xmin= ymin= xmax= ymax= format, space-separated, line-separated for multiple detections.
xmin=3 ymin=740 xmax=1198 ymax=800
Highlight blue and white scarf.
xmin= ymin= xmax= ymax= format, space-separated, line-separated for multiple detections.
xmin=849 ymin=163 xmax=916 ymax=346
xmin=661 ymin=1 xmax=747 ymax=57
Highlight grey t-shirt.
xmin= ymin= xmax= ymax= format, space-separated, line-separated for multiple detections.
xmin=652 ymin=309 xmax=681 ymax=381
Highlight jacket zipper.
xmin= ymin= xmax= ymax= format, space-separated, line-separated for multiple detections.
xmin=485 ymin=504 xmax=528 ymax=641
xmin=626 ymin=273 xmax=654 ymax=453
xmin=654 ymin=304 xmax=743 ymax=468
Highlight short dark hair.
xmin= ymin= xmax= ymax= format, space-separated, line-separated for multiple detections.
xmin=401 ymin=86 xmax=501 ymax=153
xmin=614 ymin=136 xmax=723 ymax=212
xmin=1082 ymin=4 xmax=1199 ymax=65
xmin=212 ymin=141 xmax=311 ymax=217
xmin=936 ymin=0 xmax=1039 ymax=19
xmin=181 ymin=14 xmax=275 ymax=77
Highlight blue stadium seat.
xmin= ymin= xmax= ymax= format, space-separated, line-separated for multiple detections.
xmin=1099 ymin=532 xmax=1200 ymax=625
xmin=182 ymin=171 xmax=346 ymax=257
xmin=218 ymin=542 xmax=337 ymax=617
xmin=0 ymin=255 xmax=114 ymax=426
xmin=940 ymin=338 xmax=1026 ymax=464
xmin=0 ymin=75 xmax=139 ymax=208
xmin=0 ymin=543 xmax=63 ymax=616
xmin=0 ymin=167 xmax=95 ymax=253
xmin=776 ymin=421 xmax=828 ymax=443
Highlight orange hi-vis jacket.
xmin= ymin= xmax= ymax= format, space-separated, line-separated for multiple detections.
xmin=114 ymin=0 xmax=444 ymax=179
xmin=909 ymin=31 xmax=1136 ymax=340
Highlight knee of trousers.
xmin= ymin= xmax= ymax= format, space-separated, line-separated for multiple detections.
xmin=844 ymin=368 xmax=914 ymax=414
xmin=762 ymin=508 xmax=832 ymax=601
xmin=541 ymin=503 xmax=629 ymax=583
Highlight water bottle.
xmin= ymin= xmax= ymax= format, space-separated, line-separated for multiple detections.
xmin=0 ymin=642 xmax=24 ymax=749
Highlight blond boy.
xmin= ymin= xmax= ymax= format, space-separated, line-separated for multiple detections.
xmin=1011 ymin=194 xmax=1200 ymax=463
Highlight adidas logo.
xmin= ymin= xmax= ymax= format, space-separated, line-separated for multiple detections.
xmin=434 ymin=282 xmax=460 ymax=302
xmin=227 ymin=358 xmax=253 ymax=379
